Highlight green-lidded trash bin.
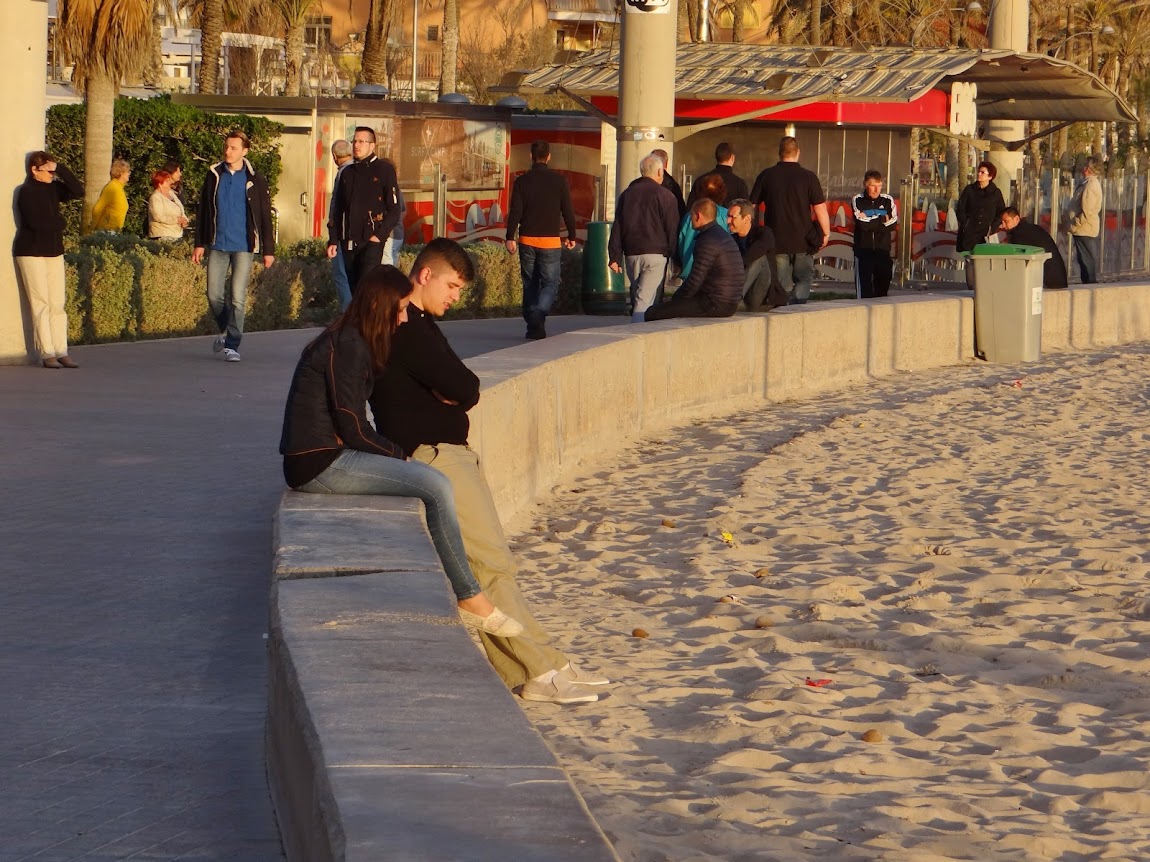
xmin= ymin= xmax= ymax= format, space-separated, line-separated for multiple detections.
xmin=966 ymin=243 xmax=1050 ymax=363
xmin=581 ymin=221 xmax=628 ymax=315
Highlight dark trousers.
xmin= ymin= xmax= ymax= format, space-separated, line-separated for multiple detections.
xmin=644 ymin=293 xmax=738 ymax=322
xmin=518 ymin=244 xmax=562 ymax=323
xmin=1073 ymin=234 xmax=1099 ymax=284
xmin=855 ymin=249 xmax=893 ymax=298
xmin=345 ymin=241 xmax=386 ymax=296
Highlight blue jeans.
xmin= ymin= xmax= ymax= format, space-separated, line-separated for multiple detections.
xmin=518 ymin=244 xmax=562 ymax=321
xmin=1073 ymin=234 xmax=1099 ymax=284
xmin=206 ymin=249 xmax=253 ymax=349
xmin=776 ymin=252 xmax=815 ymax=304
xmin=297 ymin=449 xmax=483 ymax=601
xmin=332 ymin=245 xmax=352 ymax=311
xmin=625 ymin=254 xmax=668 ymax=322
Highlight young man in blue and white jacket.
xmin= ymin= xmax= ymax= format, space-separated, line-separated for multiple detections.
xmin=852 ymin=169 xmax=898 ymax=299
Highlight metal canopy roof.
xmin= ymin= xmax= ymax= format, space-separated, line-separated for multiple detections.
xmin=508 ymin=44 xmax=1137 ymax=124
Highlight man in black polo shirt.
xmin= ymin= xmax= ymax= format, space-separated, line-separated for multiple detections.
xmin=326 ymin=125 xmax=401 ymax=295
xmin=750 ymin=136 xmax=830 ymax=305
xmin=505 ymin=140 xmax=577 ymax=341
xmin=369 ymin=238 xmax=611 ymax=705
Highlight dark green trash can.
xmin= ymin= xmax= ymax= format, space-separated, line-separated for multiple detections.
xmin=581 ymin=221 xmax=629 ymax=315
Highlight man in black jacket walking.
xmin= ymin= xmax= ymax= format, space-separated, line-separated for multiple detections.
xmin=645 ymin=200 xmax=744 ymax=321
xmin=609 ymin=153 xmax=680 ymax=321
xmin=326 ymin=126 xmax=401 ymax=297
xmin=192 ymin=130 xmax=275 ymax=362
xmin=505 ymin=140 xmax=577 ymax=340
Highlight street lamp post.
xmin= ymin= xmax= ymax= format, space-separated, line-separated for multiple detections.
xmin=411 ymin=0 xmax=418 ymax=101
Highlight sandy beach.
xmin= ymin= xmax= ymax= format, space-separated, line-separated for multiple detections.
xmin=508 ymin=344 xmax=1150 ymax=861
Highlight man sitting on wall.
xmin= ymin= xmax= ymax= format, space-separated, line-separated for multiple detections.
xmin=727 ymin=198 xmax=786 ymax=311
xmin=644 ymin=199 xmax=744 ymax=321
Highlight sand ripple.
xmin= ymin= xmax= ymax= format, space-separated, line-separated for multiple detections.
xmin=510 ymin=345 xmax=1150 ymax=861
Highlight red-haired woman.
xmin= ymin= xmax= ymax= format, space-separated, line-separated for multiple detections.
xmin=148 ymin=169 xmax=188 ymax=240
xmin=280 ymin=264 xmax=522 ymax=636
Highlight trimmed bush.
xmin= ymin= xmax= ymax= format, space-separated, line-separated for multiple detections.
xmin=61 ymin=238 xmax=589 ymax=345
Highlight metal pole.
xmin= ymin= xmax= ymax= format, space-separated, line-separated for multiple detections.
xmin=1143 ymin=171 xmax=1150 ymax=273
xmin=412 ymin=0 xmax=418 ymax=101
xmin=1131 ymin=172 xmax=1138 ymax=272
xmin=1099 ymin=180 xmax=1107 ymax=278
xmin=615 ymin=0 xmax=679 ymax=195
xmin=985 ymin=0 xmax=1027 ymax=197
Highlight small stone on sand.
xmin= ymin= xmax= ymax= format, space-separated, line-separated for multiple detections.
xmin=661 ymin=518 xmax=677 ymax=528
xmin=631 ymin=628 xmax=649 ymax=639
xmin=861 ymin=729 xmax=883 ymax=743
xmin=754 ymin=615 xmax=773 ymax=629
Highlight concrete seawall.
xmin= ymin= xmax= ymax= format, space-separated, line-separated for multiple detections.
xmin=267 ymin=284 xmax=1149 ymax=860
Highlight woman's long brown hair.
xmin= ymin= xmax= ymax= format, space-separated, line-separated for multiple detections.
xmin=323 ymin=264 xmax=413 ymax=373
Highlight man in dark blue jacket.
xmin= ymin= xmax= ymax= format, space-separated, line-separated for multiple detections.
xmin=851 ymin=169 xmax=898 ymax=298
xmin=505 ymin=140 xmax=577 ymax=340
xmin=645 ymin=199 xmax=744 ymax=321
xmin=609 ymin=153 xmax=680 ymax=321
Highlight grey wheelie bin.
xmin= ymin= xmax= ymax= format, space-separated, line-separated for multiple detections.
xmin=966 ymin=243 xmax=1050 ymax=363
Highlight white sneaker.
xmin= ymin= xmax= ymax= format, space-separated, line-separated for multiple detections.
xmin=223 ymin=348 xmax=241 ymax=362
xmin=557 ymin=661 xmax=611 ymax=687
xmin=520 ymin=673 xmax=599 ymax=705
xmin=212 ymin=335 xmax=226 ymax=353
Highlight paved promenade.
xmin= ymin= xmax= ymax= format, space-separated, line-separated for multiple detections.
xmin=0 ymin=316 xmax=624 ymax=861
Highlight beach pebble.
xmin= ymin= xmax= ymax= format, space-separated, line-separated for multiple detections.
xmin=753 ymin=567 xmax=770 ymax=578
xmin=861 ymin=729 xmax=883 ymax=743
xmin=661 ymin=517 xmax=677 ymax=528
xmin=754 ymin=615 xmax=773 ymax=629
xmin=631 ymin=628 xmax=649 ymax=639
xmin=718 ymin=595 xmax=736 ymax=603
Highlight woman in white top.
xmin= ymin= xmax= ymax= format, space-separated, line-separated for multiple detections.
xmin=147 ymin=169 xmax=188 ymax=240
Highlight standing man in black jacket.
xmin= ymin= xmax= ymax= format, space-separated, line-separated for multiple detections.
xmin=505 ymin=140 xmax=577 ymax=340
xmin=192 ymin=130 xmax=275 ymax=363
xmin=687 ymin=142 xmax=749 ymax=207
xmin=652 ymin=148 xmax=687 ymax=219
xmin=326 ymin=126 xmax=401 ymax=297
xmin=608 ymin=153 xmax=680 ymax=321
xmin=851 ymin=170 xmax=898 ymax=298
xmin=645 ymin=200 xmax=744 ymax=321
xmin=369 ymin=238 xmax=611 ymax=705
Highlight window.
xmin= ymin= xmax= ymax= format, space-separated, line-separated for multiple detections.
xmin=555 ymin=28 xmax=567 ymax=48
xmin=427 ymin=25 xmax=440 ymax=42
xmin=304 ymin=16 xmax=332 ymax=50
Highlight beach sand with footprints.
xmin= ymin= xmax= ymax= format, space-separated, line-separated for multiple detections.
xmin=509 ymin=343 xmax=1150 ymax=862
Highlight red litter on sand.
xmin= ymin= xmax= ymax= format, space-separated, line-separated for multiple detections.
xmin=805 ymin=677 xmax=833 ymax=687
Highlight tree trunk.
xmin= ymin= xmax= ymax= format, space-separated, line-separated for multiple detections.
xmin=143 ymin=7 xmax=165 ymax=88
xmin=732 ymin=0 xmax=745 ymax=42
xmin=362 ymin=0 xmax=389 ymax=86
xmin=810 ymin=0 xmax=822 ymax=46
xmin=831 ymin=0 xmax=851 ymax=46
xmin=439 ymin=0 xmax=458 ymax=96
xmin=82 ymin=70 xmax=117 ymax=234
xmin=946 ymin=137 xmax=960 ymax=200
xmin=284 ymin=21 xmax=306 ymax=96
xmin=199 ymin=0 xmax=224 ymax=94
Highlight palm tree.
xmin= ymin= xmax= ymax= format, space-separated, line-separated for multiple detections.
xmin=440 ymin=0 xmax=459 ymax=95
xmin=268 ymin=0 xmax=318 ymax=96
xmin=179 ymin=0 xmax=254 ymax=93
xmin=58 ymin=0 xmax=154 ymax=232
xmin=362 ymin=0 xmax=398 ymax=87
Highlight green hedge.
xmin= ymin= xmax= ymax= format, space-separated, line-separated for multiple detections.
xmin=47 ymin=95 xmax=284 ymax=240
xmin=62 ymin=237 xmax=589 ymax=345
